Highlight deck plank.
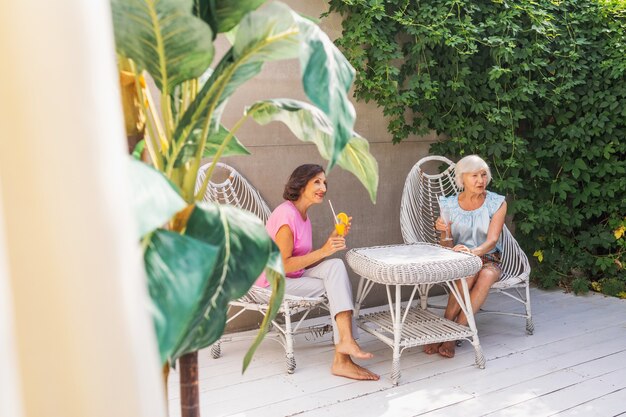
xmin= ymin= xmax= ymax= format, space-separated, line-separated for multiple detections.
xmin=556 ymin=388 xmax=626 ymax=417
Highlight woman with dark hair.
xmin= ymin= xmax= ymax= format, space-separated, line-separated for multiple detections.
xmin=255 ymin=164 xmax=379 ymax=381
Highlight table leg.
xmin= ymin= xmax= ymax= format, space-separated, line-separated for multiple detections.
xmin=458 ymin=278 xmax=485 ymax=369
xmin=354 ymin=276 xmax=365 ymax=317
xmin=419 ymin=284 xmax=428 ymax=309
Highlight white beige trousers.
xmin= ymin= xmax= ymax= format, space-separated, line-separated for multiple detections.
xmin=283 ymin=258 xmax=358 ymax=344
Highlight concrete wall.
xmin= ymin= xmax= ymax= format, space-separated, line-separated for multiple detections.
xmin=214 ymin=0 xmax=441 ymax=330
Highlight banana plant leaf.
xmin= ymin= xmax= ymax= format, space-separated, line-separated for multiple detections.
xmin=132 ymin=160 xmax=285 ymax=365
xmin=145 ymin=229 xmax=220 ymax=364
xmin=248 ymin=99 xmax=378 ymax=202
xmin=295 ymin=13 xmax=356 ymax=169
xmin=193 ymin=0 xmax=267 ymax=36
xmin=111 ymin=0 xmax=214 ymax=94
xmin=168 ymin=202 xmax=278 ymax=361
xmin=172 ymin=2 xmax=356 ymax=170
xmin=242 ymin=244 xmax=284 ymax=372
xmin=129 ymin=159 xmax=187 ymax=237
xmin=202 ymin=125 xmax=250 ymax=158
xmin=172 ymin=2 xmax=298 ymax=166
xmin=174 ymin=124 xmax=251 ymax=165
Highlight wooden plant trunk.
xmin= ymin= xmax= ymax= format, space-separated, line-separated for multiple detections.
xmin=179 ymin=351 xmax=200 ymax=417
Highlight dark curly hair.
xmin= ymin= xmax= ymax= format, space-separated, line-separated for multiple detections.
xmin=283 ymin=164 xmax=325 ymax=201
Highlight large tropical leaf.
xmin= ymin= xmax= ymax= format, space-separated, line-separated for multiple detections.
xmin=174 ymin=124 xmax=250 ymax=165
xmin=295 ymin=14 xmax=356 ymax=169
xmin=242 ymin=243 xmax=284 ymax=372
xmin=172 ymin=2 xmax=300 ymax=167
xmin=170 ymin=202 xmax=276 ymax=360
xmin=248 ymin=99 xmax=378 ymax=202
xmin=202 ymin=124 xmax=250 ymax=158
xmin=172 ymin=2 xmax=356 ymax=170
xmin=111 ymin=0 xmax=214 ymax=94
xmin=145 ymin=229 xmax=219 ymax=364
xmin=335 ymin=135 xmax=378 ymax=203
xmin=128 ymin=159 xmax=187 ymax=237
xmin=193 ymin=0 xmax=267 ymax=35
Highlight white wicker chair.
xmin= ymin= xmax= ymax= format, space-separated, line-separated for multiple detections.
xmin=400 ymin=155 xmax=534 ymax=334
xmin=196 ymin=162 xmax=329 ymax=373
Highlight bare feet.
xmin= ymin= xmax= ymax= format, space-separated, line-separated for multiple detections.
xmin=423 ymin=343 xmax=441 ymax=355
xmin=438 ymin=341 xmax=456 ymax=358
xmin=336 ymin=339 xmax=374 ymax=360
xmin=332 ymin=355 xmax=379 ymax=381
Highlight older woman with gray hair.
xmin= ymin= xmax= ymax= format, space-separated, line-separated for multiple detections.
xmin=424 ymin=155 xmax=507 ymax=358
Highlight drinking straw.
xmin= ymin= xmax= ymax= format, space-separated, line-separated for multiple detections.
xmin=328 ymin=200 xmax=339 ymax=224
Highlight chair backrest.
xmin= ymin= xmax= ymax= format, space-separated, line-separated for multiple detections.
xmin=400 ymin=155 xmax=530 ymax=283
xmin=400 ymin=155 xmax=458 ymax=245
xmin=195 ymin=162 xmax=272 ymax=223
xmin=498 ymin=225 xmax=530 ymax=282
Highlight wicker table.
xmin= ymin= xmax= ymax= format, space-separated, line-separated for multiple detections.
xmin=346 ymin=243 xmax=485 ymax=385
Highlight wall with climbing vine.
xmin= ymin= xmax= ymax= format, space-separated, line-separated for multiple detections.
xmin=328 ymin=0 xmax=626 ymax=295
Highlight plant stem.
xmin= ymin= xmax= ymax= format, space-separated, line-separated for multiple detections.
xmin=179 ymin=352 xmax=199 ymax=417
xmin=162 ymin=363 xmax=170 ymax=400
xmin=161 ymin=93 xmax=175 ymax=139
xmin=165 ymin=68 xmax=228 ymax=178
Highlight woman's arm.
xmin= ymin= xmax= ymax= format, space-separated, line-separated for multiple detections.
xmin=274 ymin=225 xmax=346 ymax=274
xmin=470 ymin=201 xmax=507 ymax=257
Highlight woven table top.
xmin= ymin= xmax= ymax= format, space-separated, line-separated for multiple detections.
xmin=346 ymin=243 xmax=482 ymax=285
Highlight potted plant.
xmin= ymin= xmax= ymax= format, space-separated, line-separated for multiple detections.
xmin=111 ymin=1 xmax=379 ymax=415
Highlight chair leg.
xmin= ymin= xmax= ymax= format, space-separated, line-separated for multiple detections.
xmin=524 ymin=284 xmax=534 ymax=335
xmin=474 ymin=345 xmax=486 ymax=369
xmin=283 ymin=309 xmax=296 ymax=374
xmin=210 ymin=340 xmax=222 ymax=359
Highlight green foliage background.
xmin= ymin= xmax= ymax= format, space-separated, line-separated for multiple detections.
xmin=328 ymin=0 xmax=626 ymax=294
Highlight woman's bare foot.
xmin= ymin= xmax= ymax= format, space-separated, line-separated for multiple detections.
xmin=332 ymin=354 xmax=379 ymax=381
xmin=423 ymin=343 xmax=441 ymax=355
xmin=336 ymin=339 xmax=374 ymax=360
xmin=438 ymin=341 xmax=456 ymax=358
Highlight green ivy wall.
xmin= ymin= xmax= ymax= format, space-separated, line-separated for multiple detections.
xmin=328 ymin=0 xmax=626 ymax=295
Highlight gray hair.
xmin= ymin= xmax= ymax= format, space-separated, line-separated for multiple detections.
xmin=455 ymin=155 xmax=492 ymax=189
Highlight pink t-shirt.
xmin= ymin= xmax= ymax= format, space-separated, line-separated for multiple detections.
xmin=255 ymin=200 xmax=312 ymax=287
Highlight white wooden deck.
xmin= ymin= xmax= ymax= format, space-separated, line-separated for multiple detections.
xmin=168 ymin=288 xmax=626 ymax=417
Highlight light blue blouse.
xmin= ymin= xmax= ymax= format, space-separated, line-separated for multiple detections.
xmin=439 ymin=191 xmax=506 ymax=254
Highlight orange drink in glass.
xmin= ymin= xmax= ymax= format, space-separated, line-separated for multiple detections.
xmin=335 ymin=212 xmax=349 ymax=236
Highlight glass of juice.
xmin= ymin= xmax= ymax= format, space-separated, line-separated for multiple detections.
xmin=335 ymin=212 xmax=348 ymax=236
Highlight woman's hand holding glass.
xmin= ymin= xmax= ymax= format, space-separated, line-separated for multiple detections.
xmin=323 ymin=213 xmax=351 ymax=256
xmin=437 ymin=202 xmax=453 ymax=242
xmin=435 ymin=216 xmax=453 ymax=244
xmin=322 ymin=235 xmax=346 ymax=256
